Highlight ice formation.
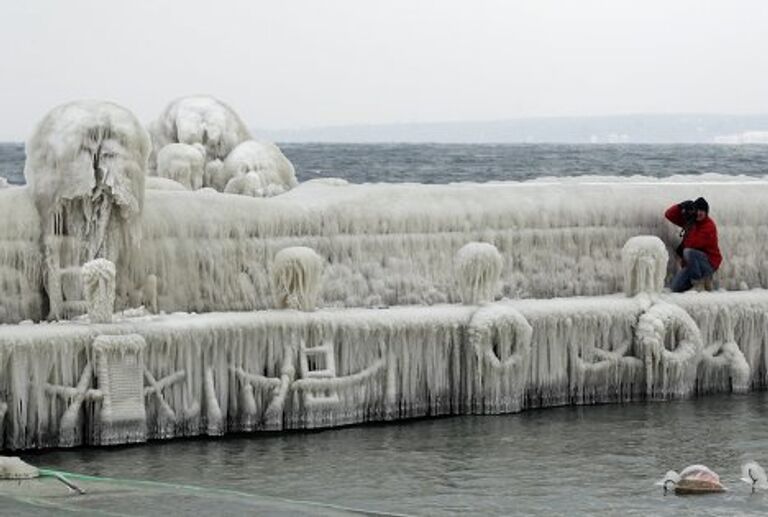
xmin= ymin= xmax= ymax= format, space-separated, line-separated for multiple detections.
xmin=148 ymin=95 xmax=251 ymax=180
xmin=145 ymin=176 xmax=189 ymax=191
xmin=218 ymin=141 xmax=298 ymax=196
xmin=468 ymin=304 xmax=531 ymax=412
xmin=272 ymin=247 xmax=324 ymax=311
xmin=1 ymin=287 xmax=767 ymax=450
xmin=0 ymin=456 xmax=39 ymax=480
xmin=92 ymin=334 xmax=147 ymax=445
xmin=0 ymin=176 xmax=8 ymax=189
xmin=82 ymin=258 xmax=116 ymax=323
xmin=456 ymin=242 xmax=502 ymax=304
xmin=22 ymin=100 xmax=150 ymax=320
xmin=3 ymin=177 xmax=768 ymax=322
xmin=635 ymin=301 xmax=702 ymax=399
xmin=621 ymin=235 xmax=668 ymax=296
xmin=154 ymin=143 xmax=205 ymax=190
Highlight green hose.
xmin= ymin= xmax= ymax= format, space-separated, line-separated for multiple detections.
xmin=35 ymin=468 xmax=413 ymax=517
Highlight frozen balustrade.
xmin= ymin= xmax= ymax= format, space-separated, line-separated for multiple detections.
xmin=2 ymin=177 xmax=768 ymax=323
xmin=1 ymin=289 xmax=766 ymax=450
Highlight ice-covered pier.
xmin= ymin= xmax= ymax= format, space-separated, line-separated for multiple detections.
xmin=2 ymin=98 xmax=768 ymax=450
xmin=1 ymin=290 xmax=767 ymax=450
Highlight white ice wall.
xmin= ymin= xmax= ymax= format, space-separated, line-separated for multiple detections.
xmin=124 ymin=177 xmax=768 ymax=314
xmin=1 ymin=290 xmax=766 ymax=450
xmin=2 ymin=176 xmax=768 ymax=323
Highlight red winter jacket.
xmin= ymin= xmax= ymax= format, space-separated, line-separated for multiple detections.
xmin=664 ymin=204 xmax=722 ymax=270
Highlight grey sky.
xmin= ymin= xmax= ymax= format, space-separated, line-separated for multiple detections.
xmin=1 ymin=0 xmax=767 ymax=140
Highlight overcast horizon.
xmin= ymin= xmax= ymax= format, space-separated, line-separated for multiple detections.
xmin=2 ymin=0 xmax=768 ymax=141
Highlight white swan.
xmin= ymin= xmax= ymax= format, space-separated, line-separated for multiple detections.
xmin=656 ymin=465 xmax=725 ymax=494
xmin=741 ymin=462 xmax=768 ymax=492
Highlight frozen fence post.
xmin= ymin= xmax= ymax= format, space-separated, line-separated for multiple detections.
xmin=456 ymin=242 xmax=502 ymax=305
xmin=621 ymin=236 xmax=668 ymax=297
xmin=272 ymin=247 xmax=324 ymax=311
xmin=82 ymin=259 xmax=116 ymax=323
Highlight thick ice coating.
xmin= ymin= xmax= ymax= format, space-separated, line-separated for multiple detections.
xmin=149 ymin=95 xmax=251 ymax=178
xmin=155 ymin=143 xmax=205 ymax=190
xmin=621 ymin=235 xmax=668 ymax=296
xmin=219 ymin=141 xmax=298 ymax=196
xmin=82 ymin=258 xmax=116 ymax=323
xmin=0 ymin=456 xmax=39 ymax=480
xmin=24 ymin=100 xmax=150 ymax=228
xmin=272 ymin=246 xmax=324 ymax=311
xmin=456 ymin=242 xmax=502 ymax=304
xmin=23 ymin=100 xmax=150 ymax=319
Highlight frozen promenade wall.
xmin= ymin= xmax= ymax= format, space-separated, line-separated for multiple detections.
xmin=2 ymin=176 xmax=768 ymax=322
xmin=1 ymin=290 xmax=767 ymax=450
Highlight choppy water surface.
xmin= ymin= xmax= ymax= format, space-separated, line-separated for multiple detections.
xmin=8 ymin=393 xmax=768 ymax=516
xmin=2 ymin=142 xmax=768 ymax=185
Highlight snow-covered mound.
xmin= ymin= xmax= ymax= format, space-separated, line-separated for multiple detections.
xmin=155 ymin=143 xmax=205 ymax=190
xmin=148 ymin=95 xmax=251 ymax=177
xmin=219 ymin=141 xmax=298 ymax=196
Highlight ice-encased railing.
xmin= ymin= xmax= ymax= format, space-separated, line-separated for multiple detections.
xmin=3 ymin=176 xmax=768 ymax=323
xmin=2 ymin=290 xmax=767 ymax=450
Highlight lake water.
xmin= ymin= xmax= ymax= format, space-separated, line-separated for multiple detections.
xmin=2 ymin=142 xmax=768 ymax=185
xmin=8 ymin=393 xmax=768 ymax=516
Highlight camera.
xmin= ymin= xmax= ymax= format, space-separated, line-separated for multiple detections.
xmin=679 ymin=200 xmax=697 ymax=225
xmin=682 ymin=206 xmax=697 ymax=225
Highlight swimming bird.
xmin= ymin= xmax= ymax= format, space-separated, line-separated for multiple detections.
xmin=741 ymin=462 xmax=768 ymax=492
xmin=656 ymin=465 xmax=726 ymax=495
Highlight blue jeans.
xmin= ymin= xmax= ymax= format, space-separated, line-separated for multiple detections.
xmin=671 ymin=248 xmax=714 ymax=292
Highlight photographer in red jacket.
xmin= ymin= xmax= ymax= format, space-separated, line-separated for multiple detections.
xmin=665 ymin=197 xmax=722 ymax=292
